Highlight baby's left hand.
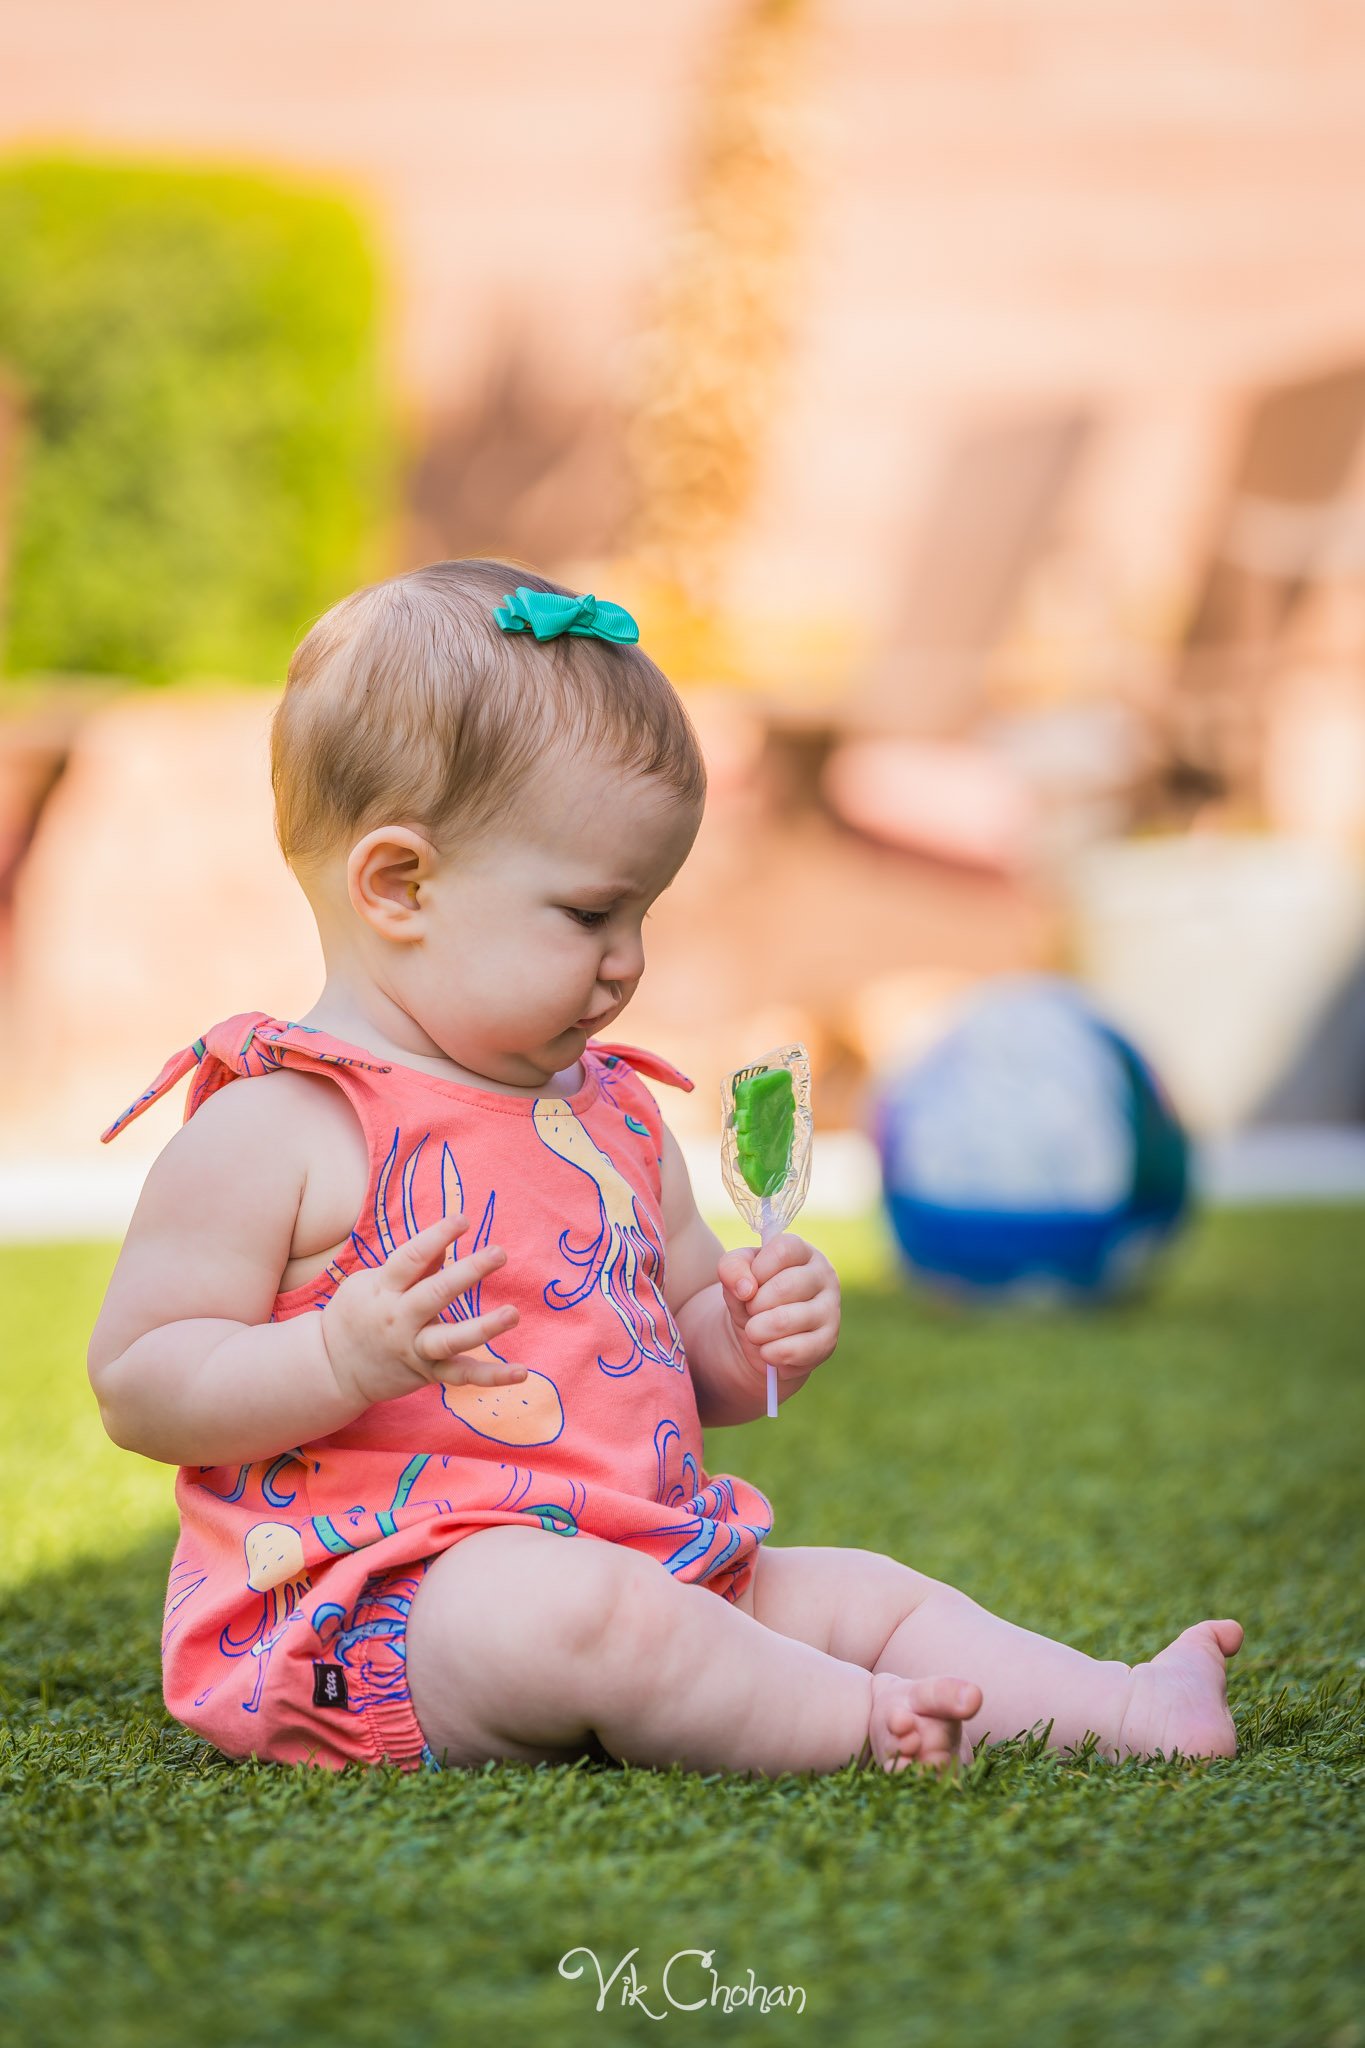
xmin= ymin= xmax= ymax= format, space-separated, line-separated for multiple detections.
xmin=716 ymin=1233 xmax=841 ymax=1386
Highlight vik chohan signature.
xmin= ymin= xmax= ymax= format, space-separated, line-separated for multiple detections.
xmin=559 ymin=1945 xmax=807 ymax=2016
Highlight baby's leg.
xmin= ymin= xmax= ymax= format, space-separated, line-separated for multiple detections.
xmin=403 ymin=1526 xmax=976 ymax=1776
xmin=751 ymin=1545 xmax=1242 ymax=1762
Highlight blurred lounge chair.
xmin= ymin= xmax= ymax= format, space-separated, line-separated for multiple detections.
xmin=856 ymin=407 xmax=1093 ymax=739
xmin=1161 ymin=359 xmax=1365 ymax=802
xmin=761 ymin=407 xmax=1094 ymax=871
xmin=821 ymin=365 xmax=1365 ymax=869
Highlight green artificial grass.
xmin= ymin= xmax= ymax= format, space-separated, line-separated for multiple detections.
xmin=2 ymin=1207 xmax=1361 ymax=2048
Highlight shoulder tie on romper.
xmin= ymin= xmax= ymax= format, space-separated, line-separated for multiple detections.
xmin=99 ymin=1017 xmax=692 ymax=1144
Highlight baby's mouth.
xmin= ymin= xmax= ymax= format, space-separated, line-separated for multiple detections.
xmin=574 ymin=986 xmax=622 ymax=1032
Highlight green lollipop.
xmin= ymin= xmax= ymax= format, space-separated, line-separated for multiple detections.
xmin=734 ymin=1068 xmax=796 ymax=1199
xmin=722 ymin=1046 xmax=813 ymax=1420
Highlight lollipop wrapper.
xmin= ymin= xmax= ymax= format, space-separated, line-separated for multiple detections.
xmin=721 ymin=1043 xmax=813 ymax=1238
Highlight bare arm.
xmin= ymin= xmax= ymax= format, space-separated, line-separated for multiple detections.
xmin=659 ymin=1123 xmax=815 ymax=1428
xmin=88 ymin=1077 xmax=368 ymax=1465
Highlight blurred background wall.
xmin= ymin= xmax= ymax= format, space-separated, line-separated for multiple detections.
xmin=1 ymin=0 xmax=1363 ymax=1195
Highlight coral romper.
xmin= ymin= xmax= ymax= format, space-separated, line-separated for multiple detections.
xmin=100 ymin=1012 xmax=774 ymax=1773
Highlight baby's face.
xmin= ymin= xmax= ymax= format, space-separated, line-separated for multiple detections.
xmin=386 ymin=744 xmax=702 ymax=1089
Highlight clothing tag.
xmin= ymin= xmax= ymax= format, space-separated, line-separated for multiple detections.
xmin=312 ymin=1661 xmax=349 ymax=1709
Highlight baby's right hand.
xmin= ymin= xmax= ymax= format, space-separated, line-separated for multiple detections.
xmin=319 ymin=1209 xmax=525 ymax=1411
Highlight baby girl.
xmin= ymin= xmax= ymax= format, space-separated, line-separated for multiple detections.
xmin=88 ymin=558 xmax=1243 ymax=1779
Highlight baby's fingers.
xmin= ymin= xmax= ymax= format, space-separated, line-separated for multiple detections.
xmin=415 ymin=1304 xmax=520 ymax=1368
xmin=717 ymin=1246 xmax=759 ymax=1302
xmin=438 ymin=1350 xmax=530 ymax=1388
xmin=435 ymin=1329 xmax=530 ymax=1385
xmin=749 ymin=1231 xmax=813 ymax=1287
xmin=409 ymin=1242 xmax=507 ymax=1321
xmin=743 ymin=1293 xmax=830 ymax=1345
xmin=382 ymin=1210 xmax=468 ymax=1288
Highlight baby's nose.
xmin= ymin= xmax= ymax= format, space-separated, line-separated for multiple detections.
xmin=602 ymin=934 xmax=645 ymax=982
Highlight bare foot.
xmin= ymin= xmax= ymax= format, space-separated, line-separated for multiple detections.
xmin=1113 ymin=1618 xmax=1244 ymax=1761
xmin=863 ymin=1672 xmax=984 ymax=1776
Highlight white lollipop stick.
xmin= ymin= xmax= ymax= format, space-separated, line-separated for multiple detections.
xmin=759 ymin=1193 xmax=780 ymax=1418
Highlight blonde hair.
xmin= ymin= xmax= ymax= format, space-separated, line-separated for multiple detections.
xmin=270 ymin=558 xmax=707 ymax=878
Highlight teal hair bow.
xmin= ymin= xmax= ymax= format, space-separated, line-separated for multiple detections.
xmin=493 ymin=586 xmax=639 ymax=645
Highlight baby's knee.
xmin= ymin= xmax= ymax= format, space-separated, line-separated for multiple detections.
xmin=565 ymin=1543 xmax=676 ymax=1673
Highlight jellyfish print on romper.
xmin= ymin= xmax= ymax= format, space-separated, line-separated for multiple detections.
xmin=590 ymin=1051 xmax=648 ymax=1118
xmin=186 ymin=1449 xmax=315 ymax=1711
xmin=367 ymin=1124 xmax=533 ymax=1426
xmin=163 ymin=1552 xmax=209 ymax=1657
xmin=310 ymin=1563 xmax=428 ymax=1725
xmin=625 ymin=1417 xmax=771 ymax=1587
xmin=355 ymin=1122 xmax=498 ymax=1327
xmin=532 ymin=1097 xmax=687 ymax=1376
xmin=654 ymin=1414 xmax=701 ymax=1510
xmin=211 ymin=1518 xmax=314 ymax=1714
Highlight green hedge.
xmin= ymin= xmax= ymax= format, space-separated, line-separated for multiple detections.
xmin=0 ymin=155 xmax=399 ymax=685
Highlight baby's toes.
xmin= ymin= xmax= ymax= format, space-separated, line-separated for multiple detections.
xmin=867 ymin=1674 xmax=983 ymax=1775
xmin=908 ymin=1677 xmax=982 ymax=1724
xmin=883 ymin=1722 xmax=921 ymax=1774
xmin=1209 ymin=1618 xmax=1244 ymax=1659
xmin=882 ymin=1691 xmax=922 ymax=1739
xmin=916 ymin=1717 xmax=963 ymax=1774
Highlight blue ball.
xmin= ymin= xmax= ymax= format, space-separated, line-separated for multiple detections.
xmin=872 ymin=976 xmax=1190 ymax=1304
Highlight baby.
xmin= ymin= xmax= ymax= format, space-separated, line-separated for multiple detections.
xmin=88 ymin=558 xmax=1243 ymax=1780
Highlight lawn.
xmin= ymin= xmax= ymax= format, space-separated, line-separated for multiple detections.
xmin=2 ymin=1206 xmax=1361 ymax=2048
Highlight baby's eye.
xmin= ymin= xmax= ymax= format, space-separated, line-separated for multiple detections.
xmin=564 ymin=907 xmax=610 ymax=930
